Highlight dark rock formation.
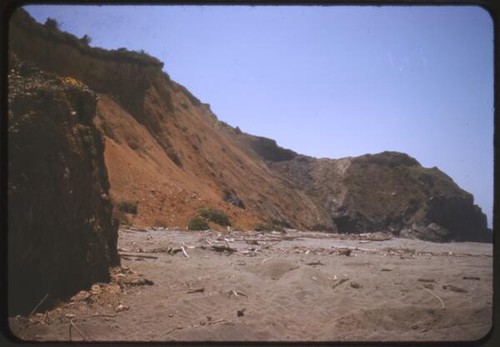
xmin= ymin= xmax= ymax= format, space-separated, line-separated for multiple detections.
xmin=244 ymin=135 xmax=298 ymax=162
xmin=223 ymin=189 xmax=246 ymax=209
xmin=7 ymin=54 xmax=119 ymax=314
xmin=271 ymin=151 xmax=491 ymax=242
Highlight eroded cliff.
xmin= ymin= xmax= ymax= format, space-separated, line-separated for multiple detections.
xmin=270 ymin=152 xmax=491 ymax=242
xmin=9 ymin=8 xmax=330 ymax=231
xmin=8 ymin=53 xmax=119 ymax=314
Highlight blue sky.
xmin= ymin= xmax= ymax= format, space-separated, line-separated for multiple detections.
xmin=22 ymin=5 xmax=494 ymax=227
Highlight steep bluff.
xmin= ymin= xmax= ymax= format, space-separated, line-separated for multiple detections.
xmin=270 ymin=152 xmax=491 ymax=242
xmin=9 ymin=8 xmax=491 ymax=244
xmin=8 ymin=54 xmax=119 ymax=314
xmin=9 ymin=8 xmax=329 ymax=231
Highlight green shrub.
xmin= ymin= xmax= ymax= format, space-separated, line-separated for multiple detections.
xmin=255 ymin=221 xmax=284 ymax=232
xmin=113 ymin=209 xmax=131 ymax=227
xmin=200 ymin=208 xmax=231 ymax=226
xmin=44 ymin=18 xmax=59 ymax=30
xmin=80 ymin=34 xmax=92 ymax=45
xmin=116 ymin=200 xmax=138 ymax=215
xmin=188 ymin=217 xmax=209 ymax=231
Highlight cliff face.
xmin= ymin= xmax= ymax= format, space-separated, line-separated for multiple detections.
xmin=8 ymin=6 xmax=491 ymax=256
xmin=270 ymin=152 xmax=491 ymax=242
xmin=7 ymin=54 xmax=119 ymax=314
xmin=9 ymin=9 xmax=330 ymax=231
xmin=9 ymin=9 xmax=168 ymax=121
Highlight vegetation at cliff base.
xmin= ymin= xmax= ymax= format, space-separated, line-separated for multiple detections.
xmin=200 ymin=208 xmax=231 ymax=226
xmin=187 ymin=217 xmax=209 ymax=231
xmin=116 ymin=200 xmax=138 ymax=215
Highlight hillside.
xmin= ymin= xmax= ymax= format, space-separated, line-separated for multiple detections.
xmin=9 ymin=8 xmax=491 ymax=243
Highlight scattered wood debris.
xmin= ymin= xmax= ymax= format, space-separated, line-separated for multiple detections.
xmin=421 ymin=285 xmax=445 ymax=308
xmin=115 ymin=304 xmax=129 ymax=312
xmin=210 ymin=245 xmax=237 ymax=254
xmin=228 ymin=289 xmax=248 ymax=298
xmin=187 ymin=287 xmax=205 ymax=294
xmin=90 ymin=313 xmax=117 ymax=318
xmin=443 ymin=284 xmax=468 ymax=293
xmin=261 ymin=256 xmax=275 ymax=264
xmin=332 ymin=277 xmax=349 ymax=289
xmin=119 ymin=253 xmax=158 ymax=260
xmin=305 ymin=261 xmax=325 ymax=266
xmin=181 ymin=246 xmax=190 ymax=258
xmin=29 ymin=293 xmax=49 ymax=316
xmin=69 ymin=319 xmax=87 ymax=341
xmin=161 ymin=326 xmax=184 ymax=337
xmin=124 ymin=227 xmax=148 ymax=232
xmin=417 ymin=278 xmax=435 ymax=283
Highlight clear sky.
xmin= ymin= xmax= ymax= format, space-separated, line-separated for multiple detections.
xmin=23 ymin=5 xmax=494 ymax=227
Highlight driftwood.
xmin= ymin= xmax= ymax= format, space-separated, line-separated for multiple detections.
xmin=240 ymin=249 xmax=259 ymax=256
xmin=306 ymin=261 xmax=325 ymax=266
xmin=463 ymin=276 xmax=481 ymax=280
xmin=119 ymin=253 xmax=158 ymax=259
xmin=332 ymin=278 xmax=349 ymax=289
xmin=69 ymin=319 xmax=88 ymax=341
xmin=181 ymin=246 xmax=190 ymax=258
xmin=261 ymin=256 xmax=275 ymax=264
xmin=187 ymin=287 xmax=205 ymax=294
xmin=211 ymin=245 xmax=237 ymax=254
xmin=91 ymin=313 xmax=118 ymax=318
xmin=160 ymin=319 xmax=233 ymax=338
xmin=338 ymin=248 xmax=352 ymax=256
xmin=122 ymin=227 xmax=148 ymax=232
xmin=443 ymin=284 xmax=468 ymax=293
xmin=209 ymin=318 xmax=230 ymax=325
xmin=29 ymin=293 xmax=49 ymax=316
xmin=161 ymin=326 xmax=184 ymax=337
xmin=417 ymin=278 xmax=436 ymax=283
xmin=228 ymin=289 xmax=248 ymax=298
xmin=261 ymin=240 xmax=282 ymax=249
xmin=237 ymin=237 xmax=301 ymax=243
xmin=421 ymin=285 xmax=445 ymax=308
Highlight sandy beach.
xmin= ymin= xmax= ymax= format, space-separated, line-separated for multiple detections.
xmin=8 ymin=228 xmax=493 ymax=343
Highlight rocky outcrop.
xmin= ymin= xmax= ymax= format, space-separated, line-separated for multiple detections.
xmin=8 ymin=54 xmax=119 ymax=314
xmin=243 ymin=135 xmax=298 ymax=162
xmin=271 ymin=151 xmax=491 ymax=242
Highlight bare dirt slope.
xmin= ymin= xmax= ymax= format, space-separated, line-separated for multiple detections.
xmin=9 ymin=228 xmax=493 ymax=342
xmin=94 ymin=84 xmax=327 ymax=231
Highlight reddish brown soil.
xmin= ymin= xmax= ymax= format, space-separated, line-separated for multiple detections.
xmin=94 ymin=93 xmax=263 ymax=230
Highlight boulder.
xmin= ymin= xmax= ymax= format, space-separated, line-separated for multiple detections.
xmin=400 ymin=223 xmax=450 ymax=243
